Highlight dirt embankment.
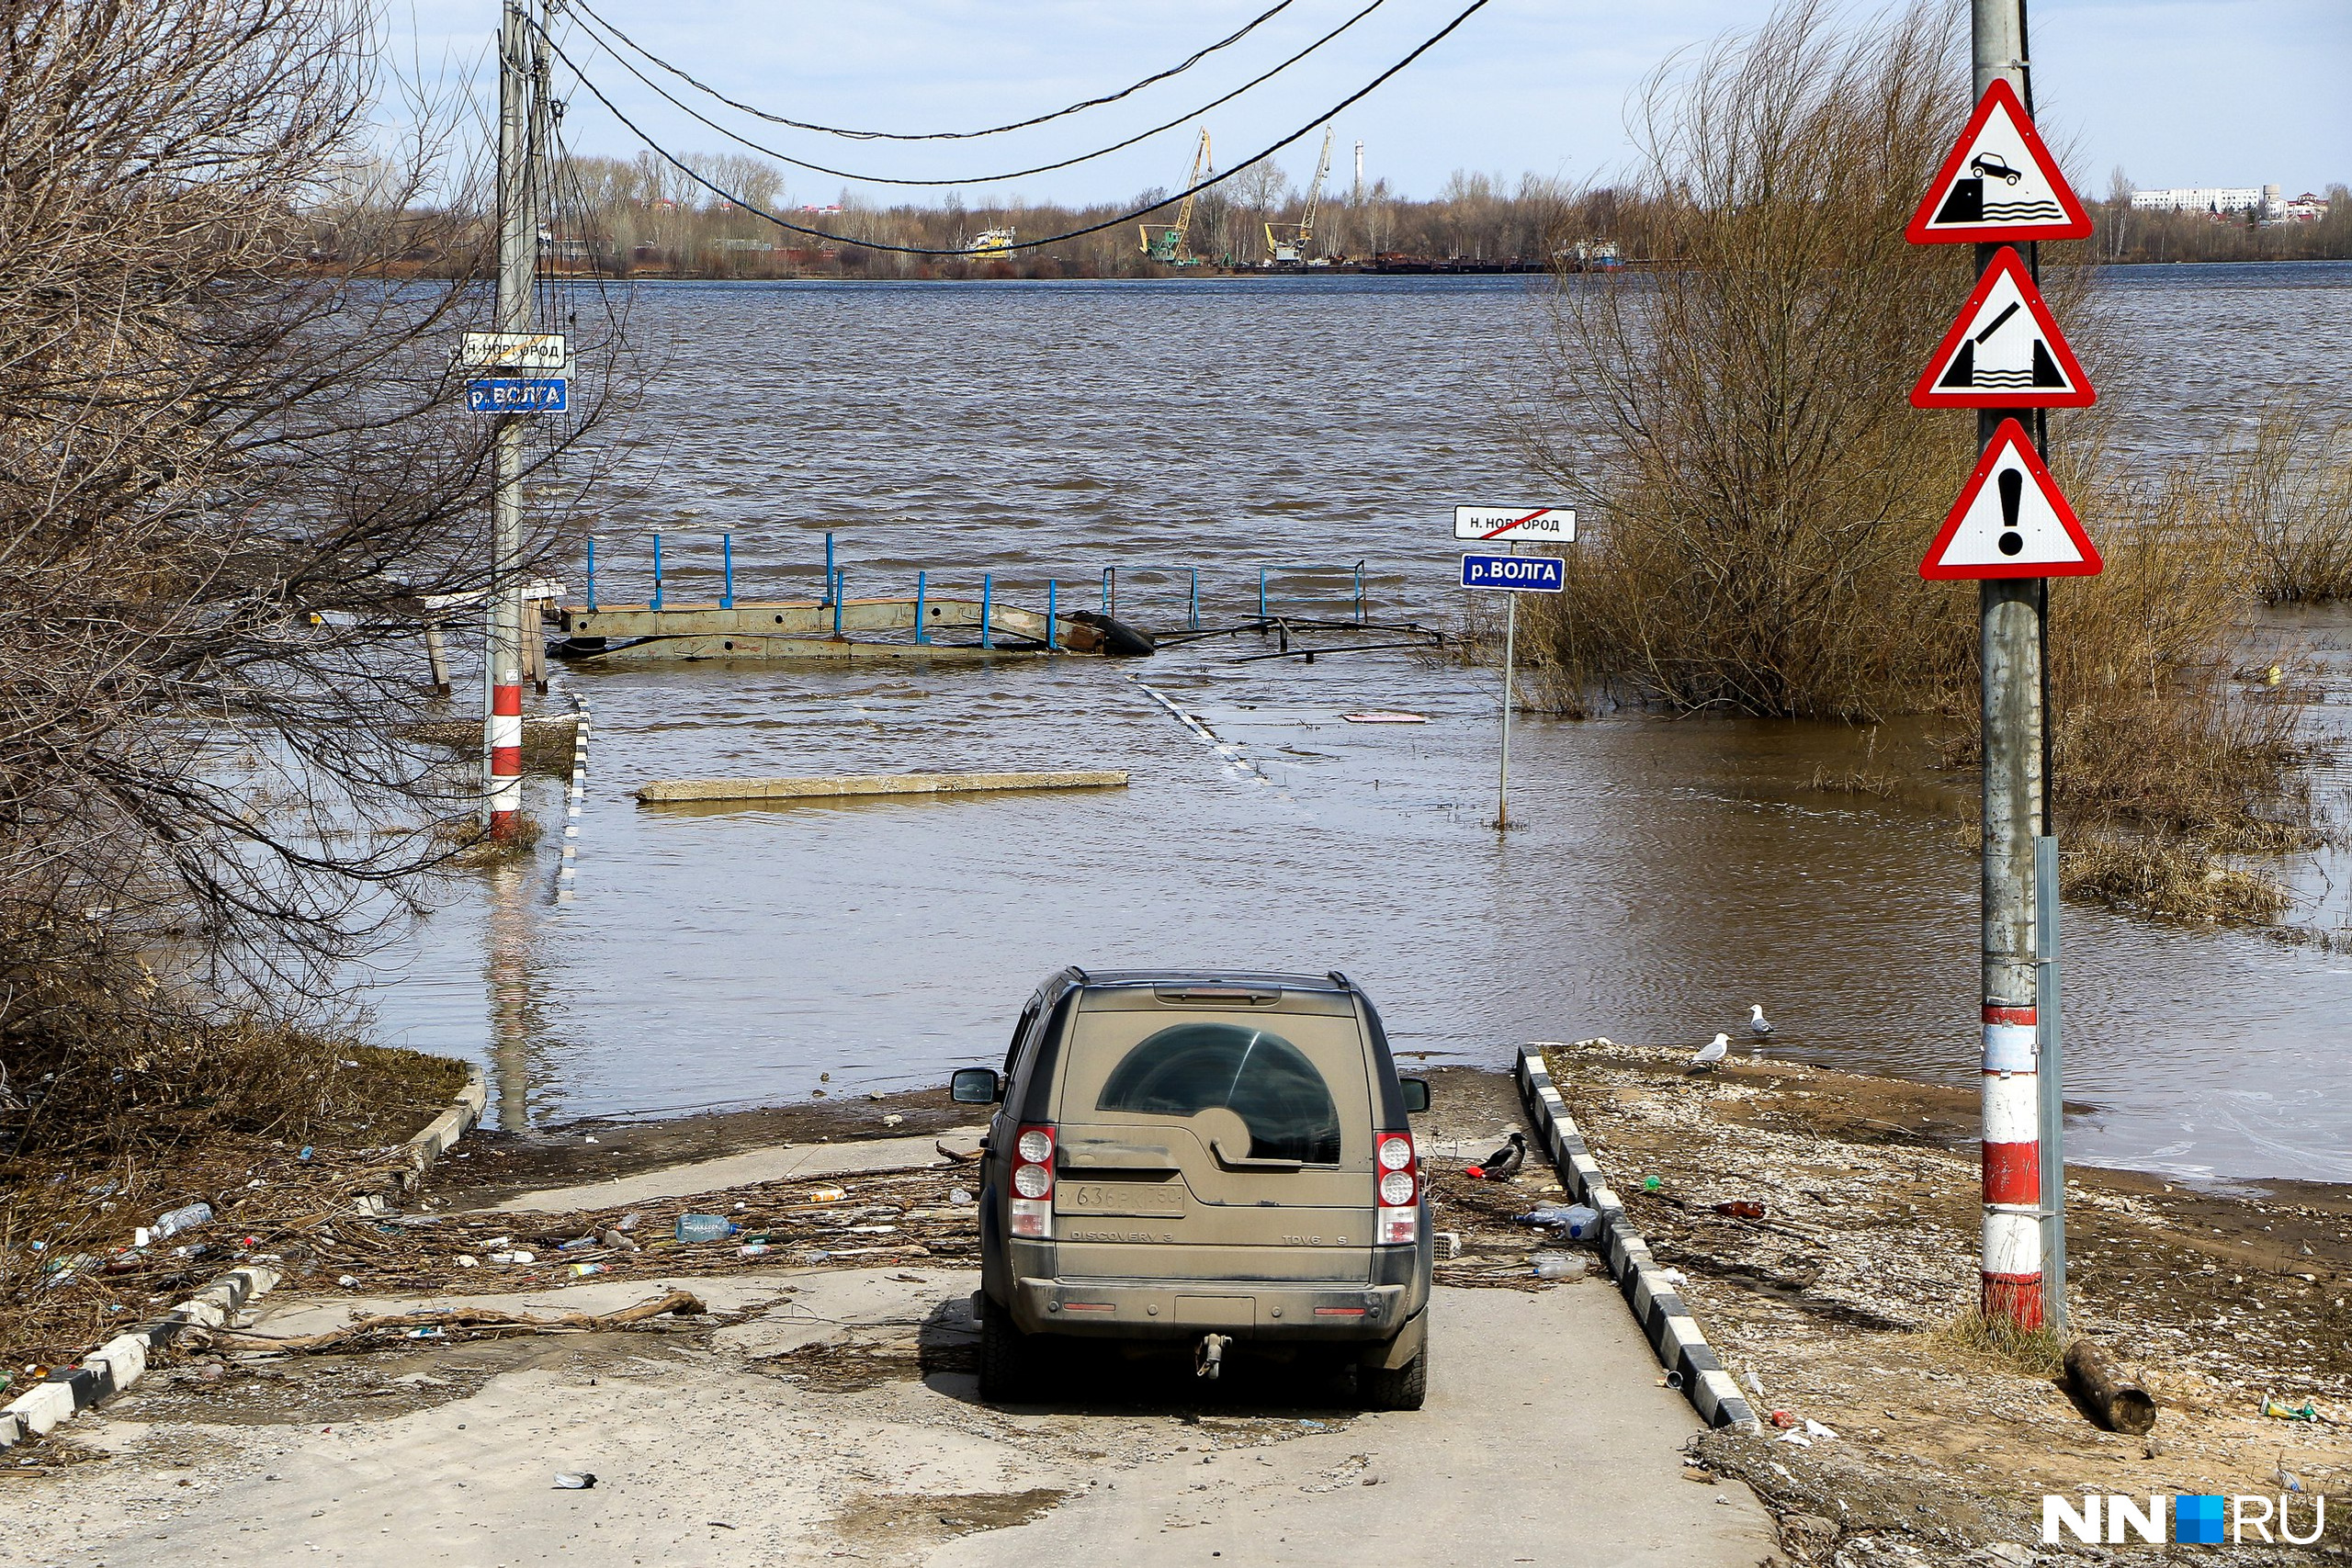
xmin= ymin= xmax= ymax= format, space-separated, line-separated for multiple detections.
xmin=1540 ymin=1041 xmax=2352 ymax=1562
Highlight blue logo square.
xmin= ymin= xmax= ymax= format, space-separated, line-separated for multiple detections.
xmin=2176 ymin=1495 xmax=2225 ymax=1545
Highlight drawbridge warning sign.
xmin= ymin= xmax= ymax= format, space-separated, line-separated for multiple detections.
xmin=1905 ymin=80 xmax=2091 ymax=244
xmin=1920 ymin=418 xmax=2102 ymax=580
xmin=1912 ymin=246 xmax=2093 ymax=408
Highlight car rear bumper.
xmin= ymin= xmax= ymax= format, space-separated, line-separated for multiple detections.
xmin=1010 ymin=1274 xmax=1410 ymax=1343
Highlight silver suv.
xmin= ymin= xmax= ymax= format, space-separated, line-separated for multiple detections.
xmin=950 ymin=968 xmax=1433 ymax=1409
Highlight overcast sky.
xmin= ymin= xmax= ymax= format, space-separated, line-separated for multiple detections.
xmin=388 ymin=2 xmax=2349 ymax=207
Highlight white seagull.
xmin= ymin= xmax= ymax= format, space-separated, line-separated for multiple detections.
xmin=1748 ymin=1004 xmax=1773 ymax=1039
xmin=1690 ymin=1032 xmax=1730 ymax=1073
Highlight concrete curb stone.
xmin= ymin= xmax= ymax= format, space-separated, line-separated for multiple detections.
xmin=0 ymin=1062 xmax=488 ymax=1449
xmin=1515 ymin=1043 xmax=1761 ymax=1433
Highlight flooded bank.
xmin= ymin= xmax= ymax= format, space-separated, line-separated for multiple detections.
xmin=360 ymin=267 xmax=2352 ymax=1185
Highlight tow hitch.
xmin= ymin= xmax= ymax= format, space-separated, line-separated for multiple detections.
xmin=1194 ymin=1333 xmax=1232 ymax=1381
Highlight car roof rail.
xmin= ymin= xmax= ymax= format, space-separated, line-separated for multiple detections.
xmin=1327 ymin=969 xmax=1354 ymax=993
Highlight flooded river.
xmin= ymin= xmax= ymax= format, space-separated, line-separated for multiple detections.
xmin=364 ymin=264 xmax=2352 ymax=1186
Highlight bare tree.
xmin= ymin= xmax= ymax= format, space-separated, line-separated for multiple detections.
xmin=0 ymin=0 xmax=607 ymax=1071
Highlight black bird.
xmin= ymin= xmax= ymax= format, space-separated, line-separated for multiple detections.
xmin=1467 ymin=1132 xmax=1526 ymax=1180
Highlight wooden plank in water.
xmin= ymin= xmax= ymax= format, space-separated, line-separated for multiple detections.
xmin=636 ymin=771 xmax=1129 ymax=804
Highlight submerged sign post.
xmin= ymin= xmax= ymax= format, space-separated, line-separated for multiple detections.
xmin=1454 ymin=508 xmax=1572 ymax=831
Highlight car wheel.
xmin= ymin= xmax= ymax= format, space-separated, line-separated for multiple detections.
xmin=977 ymin=1297 xmax=1033 ymax=1402
xmin=1359 ymin=1341 xmax=1428 ymax=1411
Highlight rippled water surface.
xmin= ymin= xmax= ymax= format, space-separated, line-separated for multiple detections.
xmin=364 ymin=265 xmax=2352 ymax=1186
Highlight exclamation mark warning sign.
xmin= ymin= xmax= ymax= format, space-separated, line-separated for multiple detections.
xmin=1921 ymin=418 xmax=2104 ymax=580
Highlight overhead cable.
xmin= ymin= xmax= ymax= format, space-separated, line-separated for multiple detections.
xmin=560 ymin=0 xmax=1389 ymax=189
xmin=566 ymin=0 xmax=1301 ymax=141
xmin=540 ymin=0 xmax=1492 ymax=255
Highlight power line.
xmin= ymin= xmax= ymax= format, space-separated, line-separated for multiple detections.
xmin=560 ymin=0 xmax=1390 ymax=190
xmin=539 ymin=0 xmax=1491 ymax=256
xmin=567 ymin=0 xmax=1303 ymax=142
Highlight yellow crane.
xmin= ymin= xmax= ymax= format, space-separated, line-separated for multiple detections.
xmin=1139 ymin=129 xmax=1212 ymax=265
xmin=1264 ymin=127 xmax=1334 ymax=266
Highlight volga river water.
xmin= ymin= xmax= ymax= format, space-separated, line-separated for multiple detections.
xmin=365 ymin=262 xmax=2352 ymax=1188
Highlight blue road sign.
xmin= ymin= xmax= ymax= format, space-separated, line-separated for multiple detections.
xmin=467 ymin=377 xmax=568 ymax=413
xmin=1460 ymin=553 xmax=1564 ymax=592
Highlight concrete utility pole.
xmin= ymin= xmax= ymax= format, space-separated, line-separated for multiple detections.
xmin=484 ymin=0 xmax=538 ymax=836
xmin=1971 ymin=0 xmax=2045 ymax=1329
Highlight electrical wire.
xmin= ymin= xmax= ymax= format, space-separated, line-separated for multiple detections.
xmin=537 ymin=0 xmax=1491 ymax=255
xmin=560 ymin=0 xmax=1388 ymax=189
xmin=567 ymin=0 xmax=1303 ymax=142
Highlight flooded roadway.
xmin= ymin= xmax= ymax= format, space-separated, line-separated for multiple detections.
xmin=363 ymin=265 xmax=2352 ymax=1186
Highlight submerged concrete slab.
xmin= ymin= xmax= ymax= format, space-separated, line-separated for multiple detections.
xmin=488 ymin=1127 xmax=989 ymax=1213
xmin=636 ymin=771 xmax=1128 ymax=803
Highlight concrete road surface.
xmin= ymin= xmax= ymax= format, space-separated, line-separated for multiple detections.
xmin=3 ymin=1267 xmax=1774 ymax=1567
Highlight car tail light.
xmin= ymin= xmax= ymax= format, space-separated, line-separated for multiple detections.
xmin=1011 ymin=1123 xmax=1055 ymax=1239
xmin=1375 ymin=1132 xmax=1418 ymax=1246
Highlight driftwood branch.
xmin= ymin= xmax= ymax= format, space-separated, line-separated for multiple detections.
xmin=2065 ymin=1337 xmax=2158 ymax=1434
xmin=212 ymin=1290 xmax=707 ymax=1354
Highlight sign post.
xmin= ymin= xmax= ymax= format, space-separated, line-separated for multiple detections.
xmin=1455 ymin=516 xmax=1572 ymax=831
xmin=1905 ymin=19 xmax=2095 ymax=1332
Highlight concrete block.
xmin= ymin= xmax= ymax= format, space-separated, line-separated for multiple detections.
xmin=635 ymin=770 xmax=1128 ymax=804
xmin=88 ymin=1336 xmax=148 ymax=1390
xmin=8 ymin=1382 xmax=75 ymax=1438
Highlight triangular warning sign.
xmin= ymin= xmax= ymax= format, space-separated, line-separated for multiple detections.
xmin=1920 ymin=418 xmax=2103 ymax=580
xmin=1905 ymin=80 xmax=2092 ymax=244
xmin=1912 ymin=246 xmax=2094 ymax=408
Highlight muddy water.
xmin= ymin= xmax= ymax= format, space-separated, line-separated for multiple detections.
xmin=363 ymin=265 xmax=2352 ymax=1185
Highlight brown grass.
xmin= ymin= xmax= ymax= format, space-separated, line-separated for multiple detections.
xmin=2060 ymin=837 xmax=2290 ymax=925
xmin=1923 ymin=1309 xmax=2067 ymax=1381
xmin=2217 ymin=396 xmax=2352 ymax=604
xmin=1804 ymin=765 xmax=1901 ymax=798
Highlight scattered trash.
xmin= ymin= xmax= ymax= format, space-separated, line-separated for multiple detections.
xmin=947 ymin=1188 xmax=974 ymax=1206
xmin=567 ymin=1263 xmax=605 ymax=1278
xmin=1804 ymin=1418 xmax=1838 ymax=1439
xmin=1712 ymin=1201 xmax=1768 ymax=1220
xmin=1744 ymin=1371 xmax=1766 ymax=1397
xmin=1770 ymin=1409 xmax=1796 ymax=1428
xmin=882 ymin=1113 xmax=904 ymax=1128
xmin=582 ymin=1135 xmax=598 ymax=1145
xmin=1778 ymin=1431 xmax=1813 ymax=1448
xmin=488 ymin=1250 xmax=536 ymax=1265
xmin=599 ymin=1228 xmax=637 ymax=1250
xmin=673 ymin=1214 xmax=737 ymax=1244
xmin=2262 ymin=1394 xmax=2319 ymax=1422
xmin=806 ymin=1187 xmax=847 ymax=1203
xmin=554 ymin=1472 xmax=597 ymax=1490
xmin=455 ymin=1255 xmax=479 ymax=1269
xmin=1340 ymin=712 xmax=1427 ymax=724
xmin=405 ymin=1327 xmax=444 ymax=1340
xmin=1513 ymin=1202 xmax=1600 ymax=1240
xmin=1531 ymin=1252 xmax=1589 ymax=1280
xmin=337 ymin=1275 xmax=358 ymax=1288
xmin=299 ymin=1146 xmax=313 ymax=1161
xmin=559 ymin=1237 xmax=595 ymax=1251
xmin=1435 ymin=1230 xmax=1462 ymax=1260
xmin=1641 ymin=1176 xmax=1665 ymax=1193
xmin=617 ymin=1213 xmax=641 ymax=1232
xmin=1657 ymin=1371 xmax=1684 ymax=1390
xmin=151 ymin=1201 xmax=214 ymax=1242
xmin=737 ymin=1244 xmax=772 ymax=1258
xmin=1657 ymin=1269 xmax=1688 ymax=1287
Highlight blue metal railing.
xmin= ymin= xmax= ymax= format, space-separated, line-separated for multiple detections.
xmin=1257 ymin=561 xmax=1366 ymax=626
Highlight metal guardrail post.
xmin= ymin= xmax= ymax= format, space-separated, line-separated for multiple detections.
xmin=1355 ymin=560 xmax=1366 ymax=626
xmin=585 ymin=537 xmax=596 ymax=610
xmin=824 ymin=533 xmax=834 ymax=608
xmin=1189 ymin=569 xmax=1199 ymax=631
xmin=2036 ymin=833 xmax=2068 ymax=1336
xmin=1259 ymin=568 xmax=1268 ymax=624
xmin=721 ymin=533 xmax=734 ymax=609
xmin=980 ymin=574 xmax=993 ymax=649
xmin=914 ymin=570 xmax=928 ymax=644
xmin=832 ymin=569 xmax=845 ymax=636
xmin=1047 ymin=580 xmax=1058 ymax=650
xmin=1102 ymin=566 xmax=1114 ymax=616
xmin=650 ymin=533 xmax=662 ymax=611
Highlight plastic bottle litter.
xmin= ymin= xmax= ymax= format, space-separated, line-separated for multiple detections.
xmin=616 ymin=1213 xmax=641 ymax=1232
xmin=151 ymin=1202 xmax=213 ymax=1241
xmin=1514 ymin=1202 xmax=1600 ymax=1240
xmin=1713 ymin=1201 xmax=1768 ymax=1221
xmin=947 ymin=1188 xmax=974 ymax=1206
xmin=553 ymin=1472 xmax=597 ymax=1490
xmin=599 ymin=1228 xmax=637 ymax=1251
xmin=2262 ymin=1394 xmax=2319 ymax=1422
xmin=737 ymin=1243 xmax=772 ymax=1258
xmin=567 ymin=1262 xmax=605 ymax=1278
xmin=1531 ymin=1252 xmax=1589 ymax=1280
xmin=1641 ymin=1175 xmax=1665 ymax=1193
xmin=558 ymin=1236 xmax=595 ymax=1251
xmin=674 ymin=1214 xmax=737 ymax=1244
xmin=805 ymin=1186 xmax=847 ymax=1203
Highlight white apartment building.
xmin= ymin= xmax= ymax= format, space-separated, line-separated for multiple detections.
xmin=2130 ymin=184 xmax=2273 ymax=214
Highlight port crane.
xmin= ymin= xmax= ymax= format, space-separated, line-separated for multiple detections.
xmin=1139 ymin=129 xmax=1213 ymax=265
xmin=1264 ymin=127 xmax=1334 ymax=266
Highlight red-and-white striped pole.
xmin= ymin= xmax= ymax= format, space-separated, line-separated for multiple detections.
xmin=483 ymin=0 xmax=535 ymax=840
xmin=1981 ymin=1002 xmax=2042 ymax=1325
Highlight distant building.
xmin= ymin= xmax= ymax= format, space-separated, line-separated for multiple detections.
xmin=2283 ymin=191 xmax=2333 ymax=223
xmin=2129 ymin=185 xmax=2272 ymax=216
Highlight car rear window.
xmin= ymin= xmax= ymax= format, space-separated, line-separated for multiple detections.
xmin=1088 ymin=1021 xmax=1347 ymax=1164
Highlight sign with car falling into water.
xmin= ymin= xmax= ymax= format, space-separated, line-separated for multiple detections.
xmin=1905 ymin=79 xmax=2093 ymax=244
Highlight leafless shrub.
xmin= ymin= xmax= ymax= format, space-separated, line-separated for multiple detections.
xmin=2213 ymin=397 xmax=2352 ymax=604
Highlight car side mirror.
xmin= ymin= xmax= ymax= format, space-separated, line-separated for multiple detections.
xmin=950 ymin=1067 xmax=1003 ymax=1105
xmin=1398 ymin=1077 xmax=1430 ymax=1114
